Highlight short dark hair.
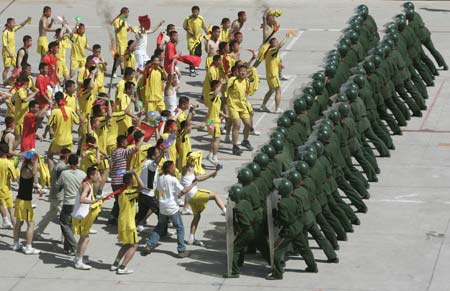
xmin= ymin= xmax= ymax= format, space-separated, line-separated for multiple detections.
xmin=4 ymin=116 xmax=14 ymax=126
xmin=127 ymin=39 xmax=135 ymax=47
xmin=169 ymin=30 xmax=178 ymax=37
xmin=23 ymin=35 xmax=31 ymax=43
xmin=178 ymin=96 xmax=189 ymax=106
xmin=124 ymin=67 xmax=135 ymax=78
xmin=68 ymin=154 xmax=79 ymax=166
xmin=21 ymin=63 xmax=31 ymax=70
xmin=147 ymin=146 xmax=157 ymax=159
xmin=166 ymin=24 xmax=175 ymax=32
xmin=28 ymin=100 xmax=38 ymax=110
xmin=120 ymin=7 xmax=129 ymax=14
xmin=211 ymin=25 xmax=220 ymax=32
xmin=123 ymin=173 xmax=133 ymax=184
xmin=218 ymin=41 xmax=228 ymax=51
xmin=117 ymin=135 xmax=127 ymax=145
xmin=92 ymin=44 xmax=101 ymax=50
xmin=162 ymin=160 xmax=175 ymax=174
xmin=86 ymin=134 xmax=97 ymax=144
xmin=234 ymin=31 xmax=243 ymax=38
xmin=65 ymin=79 xmax=75 ymax=89
xmin=0 ymin=143 xmax=9 ymax=154
xmin=54 ymin=91 xmax=64 ymax=101
xmin=125 ymin=81 xmax=134 ymax=91
xmin=43 ymin=6 xmax=51 ymax=13
xmin=221 ymin=18 xmax=230 ymax=25
xmin=238 ymin=11 xmax=246 ymax=17
xmin=229 ymin=39 xmax=239 ymax=48
xmin=191 ymin=5 xmax=200 ymax=12
xmin=133 ymin=130 xmax=144 ymax=141
xmin=38 ymin=62 xmax=48 ymax=71
xmin=86 ymin=166 xmax=97 ymax=177
xmin=210 ymin=80 xmax=220 ymax=89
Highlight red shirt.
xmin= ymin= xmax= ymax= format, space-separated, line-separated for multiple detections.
xmin=21 ymin=112 xmax=37 ymax=152
xmin=35 ymin=74 xmax=51 ymax=109
xmin=42 ymin=54 xmax=58 ymax=85
xmin=164 ymin=41 xmax=177 ymax=74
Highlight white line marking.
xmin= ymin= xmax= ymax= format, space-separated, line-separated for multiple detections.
xmin=371 ymin=199 xmax=426 ymax=204
xmin=394 ymin=194 xmax=419 ymax=199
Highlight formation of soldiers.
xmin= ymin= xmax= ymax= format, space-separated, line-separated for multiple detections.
xmin=225 ymin=2 xmax=447 ymax=280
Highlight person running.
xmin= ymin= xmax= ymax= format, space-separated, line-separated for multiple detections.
xmin=21 ymin=100 xmax=48 ymax=152
xmin=181 ymin=160 xmax=225 ymax=246
xmin=112 ymin=7 xmax=131 ymax=77
xmin=110 ymin=170 xmax=144 ymax=275
xmin=16 ymin=35 xmax=33 ymax=73
xmin=0 ymin=143 xmax=17 ymax=229
xmin=56 ymin=154 xmax=85 ymax=255
xmin=135 ymin=16 xmax=164 ymax=71
xmin=71 ymin=166 xmax=103 ymax=270
xmin=2 ymin=16 xmax=31 ymax=84
xmin=69 ymin=23 xmax=92 ymax=78
xmin=37 ymin=6 xmax=55 ymax=57
xmin=182 ymin=5 xmax=208 ymax=76
xmin=142 ymin=160 xmax=196 ymax=257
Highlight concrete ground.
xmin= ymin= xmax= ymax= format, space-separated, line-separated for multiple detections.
xmin=0 ymin=0 xmax=450 ymax=290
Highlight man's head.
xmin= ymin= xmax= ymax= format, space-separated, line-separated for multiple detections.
xmin=151 ymin=55 xmax=161 ymax=67
xmin=117 ymin=135 xmax=128 ymax=148
xmin=120 ymin=7 xmax=129 ymax=18
xmin=221 ymin=18 xmax=231 ymax=29
xmin=92 ymin=44 xmax=101 ymax=57
xmin=237 ymin=64 xmax=247 ymax=79
xmin=38 ymin=62 xmax=49 ymax=75
xmin=269 ymin=37 xmax=279 ymax=48
xmin=162 ymin=160 xmax=176 ymax=175
xmin=238 ymin=11 xmax=247 ymax=22
xmin=0 ymin=143 xmax=9 ymax=156
xmin=191 ymin=5 xmax=200 ymax=17
xmin=147 ymin=146 xmax=160 ymax=160
xmin=28 ymin=100 xmax=39 ymax=113
xmin=77 ymin=23 xmax=86 ymax=36
xmin=68 ymin=154 xmax=79 ymax=167
xmin=218 ymin=41 xmax=229 ymax=54
xmin=48 ymin=41 xmax=59 ymax=54
xmin=6 ymin=18 xmax=15 ymax=29
xmin=125 ymin=81 xmax=135 ymax=95
xmin=43 ymin=6 xmax=52 ymax=17
xmin=123 ymin=173 xmax=133 ymax=187
xmin=230 ymin=40 xmax=239 ymax=53
xmin=178 ymin=96 xmax=190 ymax=110
xmin=22 ymin=63 xmax=31 ymax=75
xmin=65 ymin=79 xmax=76 ymax=94
xmin=86 ymin=166 xmax=100 ymax=182
xmin=4 ymin=116 xmax=14 ymax=128
xmin=165 ymin=119 xmax=178 ymax=134
xmin=234 ymin=31 xmax=243 ymax=43
xmin=166 ymin=24 xmax=176 ymax=33
xmin=212 ymin=54 xmax=221 ymax=67
xmin=123 ymin=67 xmax=135 ymax=81
xmin=169 ymin=30 xmax=178 ymax=43
xmin=211 ymin=26 xmax=220 ymax=39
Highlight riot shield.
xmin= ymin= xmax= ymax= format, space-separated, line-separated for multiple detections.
xmin=226 ymin=199 xmax=235 ymax=276
xmin=266 ymin=190 xmax=280 ymax=268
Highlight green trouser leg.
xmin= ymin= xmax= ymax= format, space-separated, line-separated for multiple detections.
xmin=273 ymin=237 xmax=290 ymax=278
xmin=385 ymin=97 xmax=407 ymax=126
xmin=413 ymin=58 xmax=434 ymax=86
xmin=404 ymin=80 xmax=426 ymax=109
xmin=253 ymin=222 xmax=271 ymax=264
xmin=396 ymin=84 xmax=422 ymax=115
xmin=360 ymin=138 xmax=381 ymax=171
xmin=326 ymin=194 xmax=353 ymax=232
xmin=292 ymin=232 xmax=317 ymax=269
xmin=378 ymin=106 xmax=402 ymax=134
xmin=369 ymin=116 xmax=393 ymax=149
xmin=364 ymin=127 xmax=390 ymax=157
xmin=352 ymin=148 xmax=377 ymax=180
xmin=423 ymin=38 xmax=448 ymax=68
xmin=305 ymin=223 xmax=337 ymax=260
xmin=335 ymin=174 xmax=367 ymax=212
xmin=232 ymin=230 xmax=254 ymax=274
xmin=345 ymin=156 xmax=369 ymax=186
xmin=409 ymin=66 xmax=429 ymax=99
xmin=420 ymin=48 xmax=438 ymax=76
xmin=393 ymin=92 xmax=412 ymax=120
xmin=321 ymin=202 xmax=347 ymax=240
xmin=331 ymin=190 xmax=359 ymax=224
xmin=315 ymin=213 xmax=339 ymax=249
xmin=342 ymin=166 xmax=369 ymax=198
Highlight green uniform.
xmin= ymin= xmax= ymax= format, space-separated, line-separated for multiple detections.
xmin=231 ymin=200 xmax=255 ymax=275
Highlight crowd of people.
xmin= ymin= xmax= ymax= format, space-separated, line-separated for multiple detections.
xmin=225 ymin=2 xmax=447 ymax=280
xmin=0 ymin=4 xmax=292 ymax=274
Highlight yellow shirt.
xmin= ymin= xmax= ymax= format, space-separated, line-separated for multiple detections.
xmin=207 ymin=93 xmax=221 ymax=123
xmin=95 ymin=117 xmax=108 ymax=152
xmin=27 ymin=76 xmax=36 ymax=92
xmin=144 ymin=69 xmax=163 ymax=102
xmin=2 ymin=26 xmax=20 ymax=55
xmin=77 ymin=67 xmax=90 ymax=85
xmin=177 ymin=111 xmax=187 ymax=128
xmin=226 ymin=76 xmax=248 ymax=110
xmin=107 ymin=111 xmax=126 ymax=145
xmin=176 ymin=130 xmax=191 ymax=171
xmin=115 ymin=93 xmax=132 ymax=135
xmin=113 ymin=18 xmax=129 ymax=47
xmin=70 ymin=33 xmax=88 ymax=61
xmin=64 ymin=93 xmax=78 ymax=112
xmin=57 ymin=35 xmax=71 ymax=62
xmin=95 ymin=58 xmax=106 ymax=92
xmin=0 ymin=157 xmax=17 ymax=199
xmin=219 ymin=55 xmax=235 ymax=80
xmin=203 ymin=65 xmax=219 ymax=103
xmin=219 ymin=28 xmax=231 ymax=42
xmin=118 ymin=188 xmax=139 ymax=232
xmin=128 ymin=144 xmax=152 ymax=177
xmin=80 ymin=148 xmax=97 ymax=172
xmin=13 ymin=87 xmax=29 ymax=126
xmin=182 ymin=15 xmax=206 ymax=41
xmin=48 ymin=106 xmax=80 ymax=146
xmin=115 ymin=79 xmax=126 ymax=100
xmin=78 ymin=87 xmax=96 ymax=117
xmin=265 ymin=47 xmax=280 ymax=77
xmin=124 ymin=52 xmax=136 ymax=70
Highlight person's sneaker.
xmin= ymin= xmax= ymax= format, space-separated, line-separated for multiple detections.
xmin=110 ymin=264 xmax=119 ymax=271
xmin=116 ymin=267 xmax=134 ymax=275
xmin=106 ymin=177 xmax=112 ymax=183
xmin=206 ymin=154 xmax=216 ymax=166
xmin=327 ymin=257 xmax=339 ymax=263
xmin=177 ymin=251 xmax=190 ymax=258
xmin=274 ymin=108 xmax=284 ymax=114
xmin=23 ymin=248 xmax=40 ymax=255
xmin=241 ymin=140 xmax=254 ymax=151
xmin=190 ymin=69 xmax=196 ymax=77
xmin=224 ymin=136 xmax=231 ymax=144
xmin=2 ymin=222 xmax=13 ymax=229
xmin=251 ymin=129 xmax=261 ymax=136
xmin=266 ymin=273 xmax=283 ymax=280
xmin=181 ymin=208 xmax=193 ymax=215
xmin=232 ymin=145 xmax=242 ymax=156
xmin=193 ymin=240 xmax=204 ymax=247
xmin=136 ymin=225 xmax=145 ymax=233
xmin=305 ymin=266 xmax=318 ymax=273
xmin=12 ymin=243 xmax=22 ymax=251
xmin=89 ymin=229 xmax=98 ymax=234
xmin=141 ymin=244 xmax=158 ymax=256
xmin=443 ymin=64 xmax=449 ymax=71
xmin=280 ymin=74 xmax=289 ymax=81
xmin=74 ymin=261 xmax=91 ymax=270
xmin=112 ymin=73 xmax=118 ymax=78
xmin=260 ymin=104 xmax=270 ymax=112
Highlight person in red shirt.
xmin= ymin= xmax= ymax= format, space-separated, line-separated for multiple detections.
xmin=164 ymin=31 xmax=180 ymax=74
xmin=21 ymin=100 xmax=48 ymax=152
xmin=34 ymin=62 xmax=53 ymax=109
xmin=42 ymin=41 xmax=58 ymax=86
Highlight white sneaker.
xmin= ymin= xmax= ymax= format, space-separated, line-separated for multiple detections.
xmin=89 ymin=229 xmax=97 ymax=234
xmin=23 ymin=247 xmax=40 ymax=255
xmin=224 ymin=136 xmax=231 ymax=144
xmin=116 ymin=267 xmax=134 ymax=275
xmin=74 ymin=261 xmax=92 ymax=270
xmin=12 ymin=243 xmax=22 ymax=251
xmin=260 ymin=105 xmax=270 ymax=112
xmin=2 ymin=222 xmax=13 ymax=229
xmin=32 ymin=204 xmax=37 ymax=209
xmin=206 ymin=155 xmax=216 ymax=166
xmin=182 ymin=208 xmax=193 ymax=215
xmin=251 ymin=129 xmax=261 ymax=136
xmin=112 ymin=73 xmax=118 ymax=78
xmin=106 ymin=177 xmax=112 ymax=183
xmin=221 ymin=128 xmax=227 ymax=134
xmin=136 ymin=225 xmax=145 ymax=233
xmin=274 ymin=108 xmax=284 ymax=114
xmin=280 ymin=75 xmax=289 ymax=81
xmin=110 ymin=264 xmax=119 ymax=271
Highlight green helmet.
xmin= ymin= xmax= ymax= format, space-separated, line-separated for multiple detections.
xmin=346 ymin=87 xmax=359 ymax=102
xmin=363 ymin=60 xmax=375 ymax=73
xmin=372 ymin=47 xmax=385 ymax=59
xmin=286 ymin=170 xmax=302 ymax=187
xmin=336 ymin=93 xmax=349 ymax=103
xmin=357 ymin=4 xmax=368 ymax=11
xmin=351 ymin=65 xmax=367 ymax=76
xmin=384 ymin=38 xmax=395 ymax=49
xmin=339 ymin=103 xmax=351 ymax=117
xmin=228 ymin=184 xmax=244 ymax=202
xmin=277 ymin=115 xmax=291 ymax=128
xmin=325 ymin=64 xmax=337 ymax=78
xmin=304 ymin=144 xmax=318 ymax=157
xmin=385 ymin=21 xmax=397 ymax=31
xmin=318 ymin=128 xmax=332 ymax=143
xmin=327 ymin=58 xmax=338 ymax=67
xmin=352 ymin=74 xmax=365 ymax=88
xmin=313 ymin=140 xmax=324 ymax=157
xmin=253 ymin=152 xmax=270 ymax=168
xmin=405 ymin=8 xmax=414 ymax=20
xmin=303 ymin=93 xmax=314 ymax=109
xmin=294 ymin=98 xmax=307 ymax=114
xmin=342 ymin=82 xmax=359 ymax=93
xmin=283 ymin=110 xmax=297 ymax=122
xmin=312 ymin=79 xmax=324 ymax=95
xmin=295 ymin=160 xmax=310 ymax=176
xmin=350 ymin=20 xmax=361 ymax=32
xmin=328 ymin=49 xmax=339 ymax=58
xmin=350 ymin=15 xmax=363 ymax=26
xmin=382 ymin=43 xmax=391 ymax=57
xmin=403 ymin=1 xmax=414 ymax=10
xmin=357 ymin=5 xmax=369 ymax=19
xmin=303 ymin=86 xmax=315 ymax=96
xmin=237 ymin=167 xmax=254 ymax=184
xmin=388 ymin=32 xmax=399 ymax=45
xmin=347 ymin=31 xmax=359 ymax=44
xmin=312 ymin=71 xmax=326 ymax=83
xmin=274 ymin=178 xmax=293 ymax=198
xmin=337 ymin=43 xmax=350 ymax=57
xmin=275 ymin=126 xmax=288 ymax=137
xmin=271 ymin=131 xmax=284 ymax=141
xmin=372 ymin=55 xmax=382 ymax=67
xmin=395 ymin=14 xmax=406 ymax=31
xmin=247 ymin=162 xmax=261 ymax=177
xmin=340 ymin=37 xmax=352 ymax=47
xmin=270 ymin=138 xmax=284 ymax=153
xmin=299 ymin=151 xmax=316 ymax=167
xmin=320 ymin=118 xmax=334 ymax=130
xmin=261 ymin=144 xmax=276 ymax=159
xmin=328 ymin=109 xmax=341 ymax=124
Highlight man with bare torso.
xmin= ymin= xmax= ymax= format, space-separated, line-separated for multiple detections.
xmin=37 ymin=6 xmax=55 ymax=57
xmin=230 ymin=11 xmax=247 ymax=36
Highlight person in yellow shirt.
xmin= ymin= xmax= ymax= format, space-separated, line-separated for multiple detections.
xmin=226 ymin=64 xmax=253 ymax=156
xmin=92 ymin=44 xmax=107 ymax=93
xmin=63 ymin=80 xmax=78 ymax=112
xmin=217 ymin=42 xmax=235 ymax=81
xmin=202 ymin=55 xmax=220 ymax=109
xmin=0 ymin=143 xmax=18 ymax=229
xmin=47 ymin=92 xmax=80 ymax=170
xmin=2 ymin=17 xmax=31 ymax=84
xmin=115 ymin=81 xmax=135 ymax=136
xmin=182 ymin=5 xmax=208 ymax=76
xmin=176 ymin=119 xmax=192 ymax=172
xmin=261 ymin=35 xmax=288 ymax=114
xmin=160 ymin=119 xmax=178 ymax=165
xmin=13 ymin=77 xmax=38 ymax=147
xmin=54 ymin=27 xmax=71 ymax=83
xmin=124 ymin=40 xmax=136 ymax=70
xmin=143 ymin=56 xmax=166 ymax=113
xmin=206 ymin=80 xmax=227 ymax=165
xmin=80 ymin=134 xmax=100 ymax=172
xmin=219 ymin=18 xmax=231 ymax=42
xmin=115 ymin=67 xmax=135 ymax=106
xmin=70 ymin=23 xmax=92 ymax=78
xmin=110 ymin=170 xmax=143 ymax=275
xmin=112 ymin=7 xmax=131 ymax=77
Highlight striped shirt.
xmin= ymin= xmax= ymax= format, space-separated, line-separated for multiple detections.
xmin=111 ymin=146 xmax=139 ymax=185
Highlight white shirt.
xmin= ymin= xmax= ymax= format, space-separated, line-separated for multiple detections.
xmin=135 ymin=32 xmax=148 ymax=54
xmin=157 ymin=174 xmax=184 ymax=216
xmin=71 ymin=183 xmax=93 ymax=219
xmin=140 ymin=159 xmax=158 ymax=197
xmin=181 ymin=173 xmax=198 ymax=201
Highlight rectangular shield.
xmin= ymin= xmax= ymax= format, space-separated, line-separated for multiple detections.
xmin=266 ymin=191 xmax=280 ymax=268
xmin=226 ymin=199 xmax=235 ymax=276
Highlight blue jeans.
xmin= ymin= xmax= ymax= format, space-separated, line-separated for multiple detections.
xmin=147 ymin=210 xmax=186 ymax=253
